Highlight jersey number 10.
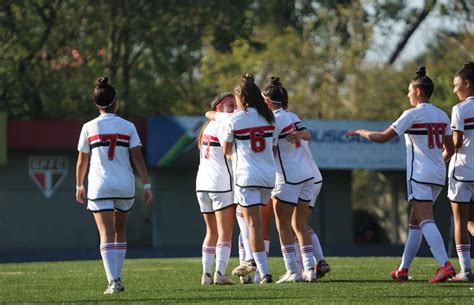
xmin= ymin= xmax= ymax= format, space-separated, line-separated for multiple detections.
xmin=426 ymin=123 xmax=445 ymax=149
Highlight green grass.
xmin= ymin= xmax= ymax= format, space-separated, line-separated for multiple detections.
xmin=0 ymin=257 xmax=473 ymax=304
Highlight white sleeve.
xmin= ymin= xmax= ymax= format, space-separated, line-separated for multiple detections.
xmin=77 ymin=125 xmax=90 ymax=153
xmin=222 ymin=119 xmax=234 ymax=142
xmin=444 ymin=112 xmax=453 ymax=136
xmin=291 ymin=113 xmax=306 ymax=130
xmin=129 ymin=124 xmax=142 ymax=148
xmin=451 ymin=105 xmax=464 ymax=132
xmin=391 ymin=110 xmax=414 ymax=136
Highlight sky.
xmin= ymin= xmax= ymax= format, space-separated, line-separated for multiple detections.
xmin=366 ymin=0 xmax=472 ymax=67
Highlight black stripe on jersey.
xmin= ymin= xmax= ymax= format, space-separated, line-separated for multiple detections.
xmin=405 ymin=130 xmax=443 ymax=135
xmin=90 ymin=141 xmax=129 ymax=149
xmin=235 ymin=133 xmax=273 ymax=140
xmin=465 ymin=125 xmax=474 ymax=130
xmin=235 ymin=183 xmax=274 ymax=189
xmin=202 ymin=141 xmax=221 ymax=147
xmin=87 ymin=195 xmax=135 ymax=200
xmin=276 ymin=146 xmax=314 ymax=185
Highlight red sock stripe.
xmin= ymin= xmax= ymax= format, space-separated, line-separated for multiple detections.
xmin=300 ymin=246 xmax=313 ymax=254
xmin=100 ymin=243 xmax=115 ymax=252
xmin=419 ymin=219 xmax=434 ymax=229
xmin=217 ymin=242 xmax=231 ymax=248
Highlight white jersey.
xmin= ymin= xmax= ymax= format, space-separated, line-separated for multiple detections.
xmin=222 ymin=107 xmax=277 ymax=188
xmin=77 ymin=113 xmax=141 ymax=200
xmin=285 ymin=111 xmax=323 ymax=183
xmin=449 ymin=96 xmax=474 ymax=181
xmin=274 ymin=109 xmax=314 ymax=184
xmin=391 ymin=103 xmax=452 ymax=186
xmin=196 ymin=119 xmax=233 ymax=192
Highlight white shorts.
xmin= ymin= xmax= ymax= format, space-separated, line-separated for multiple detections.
xmin=309 ymin=182 xmax=323 ymax=209
xmin=196 ymin=191 xmax=234 ymax=213
xmin=272 ymin=179 xmax=314 ymax=205
xmin=87 ymin=199 xmax=134 ymax=213
xmin=448 ymin=178 xmax=474 ymax=204
xmin=407 ymin=180 xmax=442 ymax=203
xmin=235 ymin=186 xmax=272 ymax=207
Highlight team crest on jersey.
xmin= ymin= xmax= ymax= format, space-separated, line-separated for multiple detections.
xmin=29 ymin=156 xmax=68 ymax=199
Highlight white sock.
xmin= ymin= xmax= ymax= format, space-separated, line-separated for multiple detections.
xmin=456 ymin=244 xmax=471 ymax=272
xmin=253 ymin=251 xmax=270 ymax=276
xmin=294 ymin=240 xmax=303 ymax=274
xmin=281 ymin=244 xmax=297 ymax=273
xmin=236 ymin=210 xmax=253 ymax=261
xmin=400 ymin=225 xmax=422 ymax=270
xmin=419 ymin=219 xmax=449 ymax=267
xmin=216 ymin=242 xmax=232 ymax=275
xmin=238 ymin=234 xmax=245 ymax=263
xmin=100 ymin=243 xmax=117 ymax=282
xmin=115 ymin=242 xmax=127 ymax=279
xmin=202 ymin=245 xmax=215 ymax=274
xmin=300 ymin=245 xmax=315 ymax=270
xmin=309 ymin=229 xmax=324 ymax=262
xmin=264 ymin=240 xmax=270 ymax=257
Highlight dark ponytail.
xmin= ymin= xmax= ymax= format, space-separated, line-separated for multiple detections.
xmin=455 ymin=61 xmax=474 ymax=84
xmin=234 ymin=73 xmax=274 ymax=124
xmin=410 ymin=66 xmax=434 ymax=98
xmin=262 ymin=76 xmax=288 ymax=107
xmin=93 ymin=76 xmax=117 ymax=109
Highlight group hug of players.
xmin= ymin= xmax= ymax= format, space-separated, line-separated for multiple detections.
xmin=195 ymin=61 xmax=474 ymax=285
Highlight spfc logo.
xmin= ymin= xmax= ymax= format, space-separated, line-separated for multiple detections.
xmin=29 ymin=156 xmax=68 ymax=199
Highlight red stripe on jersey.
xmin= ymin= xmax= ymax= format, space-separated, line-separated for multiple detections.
xmin=234 ymin=125 xmax=275 ymax=135
xmin=281 ymin=124 xmax=294 ymax=134
xmin=410 ymin=123 xmax=447 ymax=129
xmin=203 ymin=135 xmax=219 ymax=142
xmin=464 ymin=117 xmax=474 ymax=124
xmin=88 ymin=134 xmax=130 ymax=142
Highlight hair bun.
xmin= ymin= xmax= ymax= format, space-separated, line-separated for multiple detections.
xmin=270 ymin=76 xmax=281 ymax=86
xmin=464 ymin=61 xmax=474 ymax=70
xmin=243 ymin=73 xmax=254 ymax=83
xmin=415 ymin=66 xmax=426 ymax=77
xmin=96 ymin=76 xmax=109 ymax=88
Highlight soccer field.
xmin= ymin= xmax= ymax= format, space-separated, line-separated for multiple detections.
xmin=0 ymin=257 xmax=472 ymax=304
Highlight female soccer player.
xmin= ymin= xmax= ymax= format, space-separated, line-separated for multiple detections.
xmin=346 ymin=66 xmax=456 ymax=283
xmin=448 ymin=61 xmax=474 ymax=281
xmin=196 ymin=93 xmax=236 ymax=285
xmin=222 ymin=73 xmax=276 ymax=284
xmin=76 ymin=77 xmax=152 ymax=294
xmin=261 ymin=77 xmax=316 ymax=283
xmin=281 ymin=98 xmax=329 ymax=279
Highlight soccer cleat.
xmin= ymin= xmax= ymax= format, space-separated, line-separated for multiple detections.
xmin=214 ymin=271 xmax=235 ymax=285
xmin=201 ymin=272 xmax=213 ymax=285
xmin=117 ymin=277 xmax=125 ymax=291
xmin=232 ymin=259 xmax=257 ymax=277
xmin=390 ymin=268 xmax=409 ymax=281
xmin=429 ymin=261 xmax=456 ymax=283
xmin=103 ymin=279 xmax=120 ymax=295
xmin=276 ymin=271 xmax=302 ymax=283
xmin=447 ymin=270 xmax=474 ymax=282
xmin=259 ymin=274 xmax=273 ymax=284
xmin=240 ymin=274 xmax=253 ymax=284
xmin=316 ymin=260 xmax=331 ymax=279
xmin=302 ymin=268 xmax=317 ymax=282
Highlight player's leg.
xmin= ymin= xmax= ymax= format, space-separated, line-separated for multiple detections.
xmin=292 ymin=202 xmax=316 ymax=282
xmin=92 ymin=207 xmax=120 ymax=294
xmin=114 ymin=209 xmax=129 ymax=291
xmin=391 ymin=209 xmax=421 ymax=281
xmin=261 ymin=198 xmax=273 ymax=256
xmin=214 ymin=198 xmax=236 ymax=285
xmin=233 ymin=206 xmax=256 ymax=281
xmin=197 ymin=192 xmax=218 ymax=285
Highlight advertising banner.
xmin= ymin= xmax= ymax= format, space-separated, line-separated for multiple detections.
xmin=147 ymin=116 xmax=406 ymax=170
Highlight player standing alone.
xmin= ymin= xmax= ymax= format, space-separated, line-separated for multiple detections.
xmin=76 ymin=77 xmax=152 ymax=294
xmin=346 ymin=67 xmax=456 ymax=283
xmin=448 ymin=61 xmax=474 ymax=281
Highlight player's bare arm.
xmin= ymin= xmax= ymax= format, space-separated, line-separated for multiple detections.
xmin=443 ymin=135 xmax=455 ymax=162
xmin=131 ymin=146 xmax=153 ymax=206
xmin=452 ymin=130 xmax=464 ymax=149
xmin=222 ymin=141 xmax=233 ymax=159
xmin=345 ymin=127 xmax=397 ymax=143
xmin=286 ymin=129 xmax=310 ymax=143
xmin=75 ymin=152 xmax=89 ymax=204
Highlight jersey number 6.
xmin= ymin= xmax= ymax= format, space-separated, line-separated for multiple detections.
xmin=250 ymin=128 xmax=266 ymax=153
